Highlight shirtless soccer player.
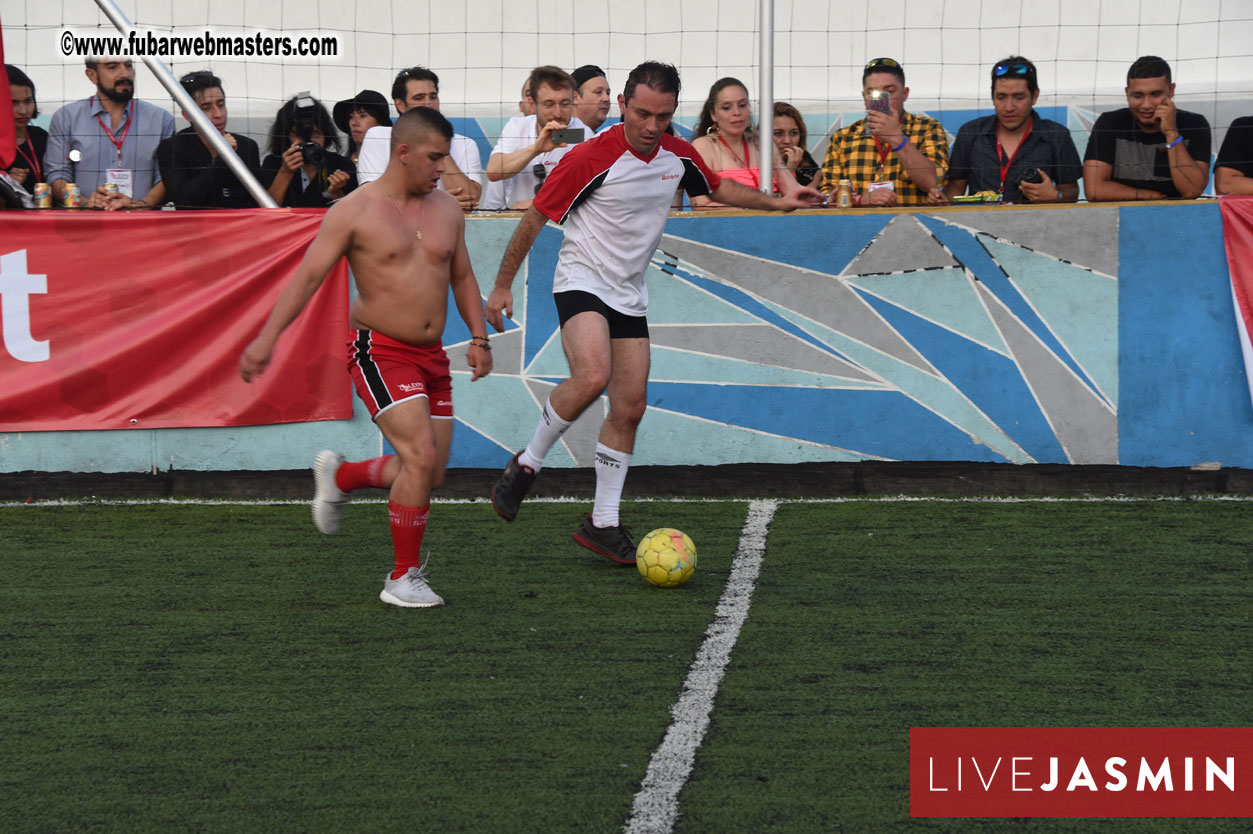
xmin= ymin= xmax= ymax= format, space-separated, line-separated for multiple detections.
xmin=240 ymin=107 xmax=493 ymax=608
xmin=486 ymin=61 xmax=821 ymax=563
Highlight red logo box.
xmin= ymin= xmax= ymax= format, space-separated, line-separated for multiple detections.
xmin=911 ymin=727 xmax=1253 ymax=817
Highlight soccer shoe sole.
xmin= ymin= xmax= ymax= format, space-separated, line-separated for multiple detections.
xmin=571 ymin=529 xmax=637 ymax=566
xmin=379 ymin=588 xmax=445 ymax=608
xmin=312 ymin=450 xmax=349 ymax=535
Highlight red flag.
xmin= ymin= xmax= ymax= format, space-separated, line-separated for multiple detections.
xmin=0 ymin=210 xmax=353 ymax=431
xmin=1219 ymin=195 xmax=1253 ymax=409
xmin=0 ymin=15 xmax=18 ymax=170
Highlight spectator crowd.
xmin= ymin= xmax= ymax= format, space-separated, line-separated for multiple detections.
xmin=5 ymin=54 xmax=1253 ymax=211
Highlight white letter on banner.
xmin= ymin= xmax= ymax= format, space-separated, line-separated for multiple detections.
xmin=0 ymin=250 xmax=50 ymax=362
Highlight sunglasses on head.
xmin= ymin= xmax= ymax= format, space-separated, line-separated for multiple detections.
xmin=179 ymin=70 xmax=214 ymax=83
xmin=865 ymin=57 xmax=901 ymax=70
xmin=994 ymin=63 xmax=1034 ymax=78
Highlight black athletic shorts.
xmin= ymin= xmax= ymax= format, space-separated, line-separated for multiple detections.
xmin=554 ymin=290 xmax=649 ymax=339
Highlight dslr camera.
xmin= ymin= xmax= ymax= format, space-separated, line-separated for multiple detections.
xmin=292 ymin=92 xmax=326 ymax=167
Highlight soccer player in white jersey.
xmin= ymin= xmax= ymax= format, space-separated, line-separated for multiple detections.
xmin=485 ymin=61 xmax=822 ymax=563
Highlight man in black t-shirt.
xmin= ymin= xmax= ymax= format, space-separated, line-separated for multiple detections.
xmin=1083 ymin=55 xmax=1210 ymax=201
xmin=156 ymin=71 xmax=264 ymax=208
xmin=1216 ymin=116 xmax=1253 ymax=196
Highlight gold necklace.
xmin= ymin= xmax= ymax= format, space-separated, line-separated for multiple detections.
xmin=389 ymin=195 xmax=425 ymax=240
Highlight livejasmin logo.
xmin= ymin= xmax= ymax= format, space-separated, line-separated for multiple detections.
xmin=0 ymin=250 xmax=50 ymax=363
xmin=927 ymin=752 xmax=1235 ymax=793
xmin=910 ymin=727 xmax=1252 ymax=818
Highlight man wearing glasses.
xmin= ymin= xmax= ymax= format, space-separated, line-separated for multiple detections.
xmin=938 ymin=57 xmax=1080 ymax=204
xmin=817 ymin=57 xmax=948 ymax=206
xmin=485 ymin=65 xmax=591 ymax=210
xmin=1083 ymin=55 xmax=1211 ymax=201
xmin=156 ymin=71 xmax=264 ymax=208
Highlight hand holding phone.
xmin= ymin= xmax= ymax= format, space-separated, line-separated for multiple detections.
xmin=864 ymin=90 xmax=892 ymax=136
xmin=550 ymin=127 xmax=585 ymax=146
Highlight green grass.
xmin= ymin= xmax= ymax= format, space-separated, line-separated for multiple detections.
xmin=1 ymin=498 xmax=1249 ymax=833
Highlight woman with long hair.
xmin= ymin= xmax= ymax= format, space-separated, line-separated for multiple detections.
xmin=690 ymin=77 xmax=798 ymax=207
xmin=261 ymin=94 xmax=357 ymax=207
xmin=773 ymin=102 xmax=820 ymax=187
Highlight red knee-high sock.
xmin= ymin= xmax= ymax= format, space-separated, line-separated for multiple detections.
xmin=388 ymin=501 xmax=429 ymax=579
xmin=335 ymin=455 xmax=396 ymax=492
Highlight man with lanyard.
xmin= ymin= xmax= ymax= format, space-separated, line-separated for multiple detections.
xmin=817 ymin=57 xmax=948 ymax=206
xmin=940 ymin=56 xmax=1081 ymax=204
xmin=484 ymin=61 xmax=822 ymax=563
xmin=45 ymin=57 xmax=173 ymax=210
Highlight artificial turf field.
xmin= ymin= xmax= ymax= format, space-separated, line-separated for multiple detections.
xmin=2 ymin=496 xmax=1250 ymax=833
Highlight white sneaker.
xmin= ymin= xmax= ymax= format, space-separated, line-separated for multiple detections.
xmin=379 ymin=565 xmax=444 ymax=608
xmin=312 ymin=450 xmax=349 ymax=534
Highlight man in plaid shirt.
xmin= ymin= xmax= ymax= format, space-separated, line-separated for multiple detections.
xmin=818 ymin=57 xmax=949 ymax=206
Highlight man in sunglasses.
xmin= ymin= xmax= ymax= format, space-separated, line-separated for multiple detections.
xmin=1083 ymin=55 xmax=1210 ymax=201
xmin=156 ymin=71 xmax=264 ymax=208
xmin=818 ymin=57 xmax=949 ymax=206
xmin=939 ymin=57 xmax=1080 ymax=204
xmin=486 ymin=65 xmax=591 ymax=210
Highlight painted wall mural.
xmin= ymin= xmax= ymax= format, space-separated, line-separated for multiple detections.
xmin=439 ymin=204 xmax=1251 ymax=471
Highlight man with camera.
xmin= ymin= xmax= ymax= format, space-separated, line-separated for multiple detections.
xmin=355 ymin=67 xmax=483 ymax=210
xmin=485 ymin=65 xmax=591 ymax=210
xmin=938 ymin=56 xmax=1080 ymax=204
xmin=817 ymin=57 xmax=948 ymax=206
xmin=1083 ymin=56 xmax=1211 ymax=201
xmin=240 ymin=107 xmax=493 ymax=608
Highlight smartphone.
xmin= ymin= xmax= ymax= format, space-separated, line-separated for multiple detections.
xmin=550 ymin=127 xmax=585 ymax=145
xmin=864 ymin=90 xmax=891 ymax=135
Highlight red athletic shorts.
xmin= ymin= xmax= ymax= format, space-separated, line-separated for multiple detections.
xmin=347 ymin=329 xmax=453 ymax=420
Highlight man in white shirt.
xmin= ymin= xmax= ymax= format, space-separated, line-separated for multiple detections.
xmin=484 ymin=66 xmax=589 ymax=211
xmin=356 ymin=66 xmax=483 ymax=210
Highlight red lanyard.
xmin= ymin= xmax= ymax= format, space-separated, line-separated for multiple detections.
xmin=873 ymin=136 xmax=893 ymax=166
xmin=14 ymin=140 xmax=42 ymax=183
xmin=996 ymin=118 xmax=1033 ymax=189
xmin=717 ymin=134 xmax=760 ymax=187
xmin=92 ymin=97 xmax=133 ymax=162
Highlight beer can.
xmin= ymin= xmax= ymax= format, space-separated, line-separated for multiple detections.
xmin=63 ymin=183 xmax=83 ymax=208
xmin=836 ymin=179 xmax=853 ymax=208
xmin=33 ymin=183 xmax=52 ymax=209
xmin=102 ymin=182 xmax=120 ymax=198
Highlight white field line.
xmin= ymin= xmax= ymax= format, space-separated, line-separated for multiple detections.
xmin=622 ymin=498 xmax=780 ymax=834
xmin=2 ymin=494 xmax=1252 ymax=509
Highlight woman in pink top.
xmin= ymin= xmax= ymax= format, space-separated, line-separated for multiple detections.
xmin=690 ymin=77 xmax=798 ymax=208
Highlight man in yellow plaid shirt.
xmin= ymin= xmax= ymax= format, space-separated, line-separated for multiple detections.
xmin=818 ymin=57 xmax=949 ymax=206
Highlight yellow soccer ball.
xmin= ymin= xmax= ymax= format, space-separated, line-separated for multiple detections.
xmin=636 ymin=528 xmax=697 ymax=588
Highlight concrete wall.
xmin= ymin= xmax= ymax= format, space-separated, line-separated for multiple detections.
xmin=3 ymin=203 xmax=1251 ymax=474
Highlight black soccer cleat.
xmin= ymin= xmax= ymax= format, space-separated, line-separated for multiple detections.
xmin=491 ymin=451 xmax=537 ymax=522
xmin=572 ymin=514 xmax=636 ymax=565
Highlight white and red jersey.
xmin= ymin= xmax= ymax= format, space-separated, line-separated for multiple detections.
xmin=532 ymin=125 xmax=721 ymax=316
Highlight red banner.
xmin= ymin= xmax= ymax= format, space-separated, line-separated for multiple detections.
xmin=0 ymin=210 xmax=352 ymax=431
xmin=911 ymin=727 xmax=1253 ymax=817
xmin=1220 ymin=195 xmax=1253 ymax=409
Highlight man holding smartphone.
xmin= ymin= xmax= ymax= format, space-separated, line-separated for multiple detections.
xmin=1083 ymin=55 xmax=1211 ymax=201
xmin=486 ymin=65 xmax=591 ymax=210
xmin=817 ymin=57 xmax=949 ymax=206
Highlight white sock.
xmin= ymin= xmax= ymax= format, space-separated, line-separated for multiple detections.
xmin=519 ymin=398 xmax=572 ymax=473
xmin=591 ymin=443 xmax=631 ymax=527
